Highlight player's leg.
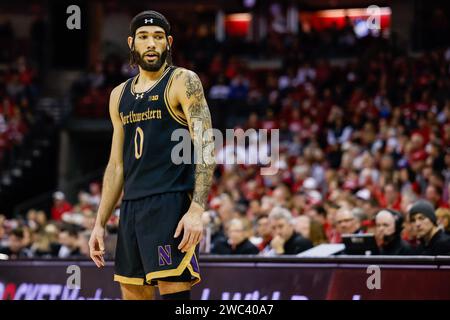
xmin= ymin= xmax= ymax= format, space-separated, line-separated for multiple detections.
xmin=135 ymin=192 xmax=200 ymax=299
xmin=157 ymin=280 xmax=191 ymax=300
xmin=120 ymin=283 xmax=156 ymax=300
xmin=113 ymin=199 xmax=150 ymax=299
xmin=156 ymin=268 xmax=194 ymax=299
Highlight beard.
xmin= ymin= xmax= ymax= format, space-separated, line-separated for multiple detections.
xmin=132 ymin=48 xmax=168 ymax=72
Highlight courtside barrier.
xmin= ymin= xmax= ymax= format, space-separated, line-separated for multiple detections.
xmin=1 ymin=256 xmax=450 ymax=300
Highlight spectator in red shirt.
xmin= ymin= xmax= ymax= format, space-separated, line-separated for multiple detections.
xmin=51 ymin=191 xmax=73 ymax=221
xmin=426 ymin=185 xmax=449 ymax=209
xmin=378 ymin=183 xmax=402 ymax=211
xmin=412 ymin=116 xmax=431 ymax=145
xmin=253 ymin=215 xmax=272 ymax=252
xmin=72 ymin=191 xmax=93 ymax=213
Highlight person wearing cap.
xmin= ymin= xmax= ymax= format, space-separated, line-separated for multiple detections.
xmin=51 ymin=191 xmax=73 ymax=221
xmin=409 ymin=200 xmax=450 ymax=255
xmin=375 ymin=209 xmax=414 ymax=255
xmin=88 ymin=11 xmax=215 ymax=300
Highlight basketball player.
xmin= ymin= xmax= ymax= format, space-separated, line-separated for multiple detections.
xmin=88 ymin=11 xmax=215 ymax=300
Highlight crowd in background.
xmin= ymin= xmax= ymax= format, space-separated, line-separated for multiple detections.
xmin=0 ymin=14 xmax=44 ymax=171
xmin=70 ymin=17 xmax=389 ymax=119
xmin=0 ymin=183 xmax=117 ymax=259
xmin=0 ymin=14 xmax=60 ymax=218
xmin=0 ymin=56 xmax=37 ymax=171
xmin=1 ymin=18 xmax=450 ymax=260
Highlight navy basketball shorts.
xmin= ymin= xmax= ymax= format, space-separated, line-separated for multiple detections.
xmin=113 ymin=191 xmax=201 ymax=286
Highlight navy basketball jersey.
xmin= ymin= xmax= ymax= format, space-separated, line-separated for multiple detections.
xmin=118 ymin=65 xmax=195 ymax=200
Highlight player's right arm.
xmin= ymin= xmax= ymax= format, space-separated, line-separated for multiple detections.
xmin=89 ymin=82 xmax=126 ymax=268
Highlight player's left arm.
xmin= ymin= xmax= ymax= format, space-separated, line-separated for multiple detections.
xmin=172 ymin=68 xmax=216 ymax=253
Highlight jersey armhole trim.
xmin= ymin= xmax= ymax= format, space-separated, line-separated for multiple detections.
xmin=164 ymin=68 xmax=189 ymax=127
xmin=117 ymin=80 xmax=129 ymax=109
xmin=116 ymin=79 xmax=131 ymax=117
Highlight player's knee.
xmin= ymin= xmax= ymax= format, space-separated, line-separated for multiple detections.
xmin=120 ymin=283 xmax=155 ymax=300
xmin=160 ymin=288 xmax=191 ymax=300
xmin=158 ymin=280 xmax=191 ymax=297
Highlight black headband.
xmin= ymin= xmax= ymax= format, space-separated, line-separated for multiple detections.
xmin=130 ymin=10 xmax=171 ymax=37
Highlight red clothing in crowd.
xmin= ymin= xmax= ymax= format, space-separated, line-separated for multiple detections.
xmin=261 ymin=119 xmax=279 ymax=130
xmin=435 ymin=199 xmax=450 ymax=209
xmin=51 ymin=201 xmax=73 ymax=221
xmin=377 ymin=194 xmax=402 ymax=211
xmin=257 ymin=236 xmax=273 ymax=252
xmin=324 ymin=221 xmax=342 ymax=244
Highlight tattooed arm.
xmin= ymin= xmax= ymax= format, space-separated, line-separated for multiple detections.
xmin=171 ymin=68 xmax=216 ymax=253
xmin=179 ymin=69 xmax=215 ymax=208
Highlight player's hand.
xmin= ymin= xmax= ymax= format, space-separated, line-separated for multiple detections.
xmin=174 ymin=202 xmax=204 ymax=253
xmin=89 ymin=224 xmax=106 ymax=268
